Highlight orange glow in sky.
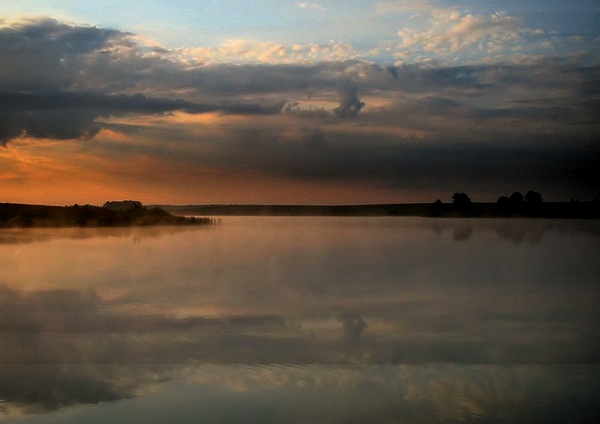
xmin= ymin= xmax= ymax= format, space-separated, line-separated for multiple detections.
xmin=0 ymin=5 xmax=598 ymax=204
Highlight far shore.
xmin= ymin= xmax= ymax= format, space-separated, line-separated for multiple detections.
xmin=2 ymin=198 xmax=599 ymax=228
xmin=0 ymin=202 xmax=216 ymax=228
xmin=158 ymin=201 xmax=600 ymax=219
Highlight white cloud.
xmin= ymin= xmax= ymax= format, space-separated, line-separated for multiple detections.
xmin=298 ymin=2 xmax=325 ymax=12
xmin=177 ymin=39 xmax=359 ymax=65
xmin=394 ymin=7 xmax=548 ymax=62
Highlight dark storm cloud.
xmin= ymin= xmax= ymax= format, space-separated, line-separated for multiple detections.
xmin=0 ymin=91 xmax=284 ymax=145
xmin=0 ymin=18 xmax=125 ymax=92
xmin=1 ymin=18 xmax=599 ymax=199
xmin=0 ymin=19 xmax=370 ymax=100
xmin=397 ymin=64 xmax=493 ymax=93
xmin=334 ymin=83 xmax=365 ymax=118
xmin=378 ymin=60 xmax=600 ymax=112
xmin=0 ymin=19 xmax=291 ymax=144
xmin=337 ymin=311 xmax=367 ymax=344
xmin=2 ymin=18 xmax=599 ymax=111
xmin=185 ymin=119 xmax=598 ymax=200
xmin=2 ymin=18 xmax=598 ymax=124
xmin=0 ymin=19 xmax=374 ymax=145
xmin=472 ymin=105 xmax=576 ymax=121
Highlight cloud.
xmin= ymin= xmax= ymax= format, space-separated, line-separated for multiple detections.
xmin=0 ymin=92 xmax=285 ymax=145
xmin=0 ymin=18 xmax=127 ymax=91
xmin=298 ymin=2 xmax=325 ymax=12
xmin=334 ymin=83 xmax=365 ymax=118
xmin=392 ymin=7 xmax=550 ymax=63
xmin=179 ymin=39 xmax=360 ymax=64
xmin=0 ymin=19 xmax=366 ymax=144
xmin=338 ymin=311 xmax=368 ymax=343
xmin=0 ymin=17 xmax=599 ymax=202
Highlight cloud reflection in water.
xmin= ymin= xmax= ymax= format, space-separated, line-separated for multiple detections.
xmin=0 ymin=217 xmax=598 ymax=421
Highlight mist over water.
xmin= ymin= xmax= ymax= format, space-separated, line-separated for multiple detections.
xmin=0 ymin=217 xmax=598 ymax=423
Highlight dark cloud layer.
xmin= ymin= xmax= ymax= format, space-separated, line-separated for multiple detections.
xmin=157 ymin=122 xmax=598 ymax=200
xmin=334 ymin=84 xmax=365 ymax=118
xmin=0 ymin=92 xmax=284 ymax=144
xmin=0 ymin=18 xmax=599 ymax=200
xmin=0 ymin=18 xmax=123 ymax=92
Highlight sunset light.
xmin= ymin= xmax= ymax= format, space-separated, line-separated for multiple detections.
xmin=1 ymin=1 xmax=598 ymax=205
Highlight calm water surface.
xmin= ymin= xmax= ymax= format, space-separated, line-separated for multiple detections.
xmin=0 ymin=217 xmax=599 ymax=423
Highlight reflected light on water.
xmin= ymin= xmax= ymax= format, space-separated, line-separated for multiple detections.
xmin=0 ymin=217 xmax=599 ymax=423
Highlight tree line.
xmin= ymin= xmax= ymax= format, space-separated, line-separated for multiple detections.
xmin=429 ymin=191 xmax=599 ymax=218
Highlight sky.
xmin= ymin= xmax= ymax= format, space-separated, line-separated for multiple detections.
xmin=0 ymin=0 xmax=599 ymax=205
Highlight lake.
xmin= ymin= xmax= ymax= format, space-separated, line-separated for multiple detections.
xmin=0 ymin=217 xmax=599 ymax=423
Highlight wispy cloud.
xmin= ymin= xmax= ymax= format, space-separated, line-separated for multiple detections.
xmin=178 ymin=39 xmax=359 ymax=64
xmin=298 ymin=2 xmax=325 ymax=12
xmin=394 ymin=8 xmax=546 ymax=63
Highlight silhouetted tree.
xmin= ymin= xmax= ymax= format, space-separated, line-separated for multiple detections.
xmin=509 ymin=192 xmax=524 ymax=205
xmin=452 ymin=192 xmax=469 ymax=204
xmin=429 ymin=199 xmax=445 ymax=216
xmin=500 ymin=191 xmax=524 ymax=215
xmin=525 ymin=191 xmax=543 ymax=203
xmin=523 ymin=190 xmax=543 ymax=216
xmin=497 ymin=196 xmax=510 ymax=206
xmin=494 ymin=196 xmax=511 ymax=216
xmin=452 ymin=193 xmax=472 ymax=210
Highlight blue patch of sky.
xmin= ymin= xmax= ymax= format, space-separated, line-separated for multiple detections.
xmin=440 ymin=0 xmax=600 ymax=35
xmin=2 ymin=0 xmax=598 ymax=55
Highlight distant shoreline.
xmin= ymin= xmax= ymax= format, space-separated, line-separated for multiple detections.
xmin=0 ymin=203 xmax=216 ymax=228
xmin=2 ymin=201 xmax=599 ymax=228
xmin=158 ymin=201 xmax=600 ymax=219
